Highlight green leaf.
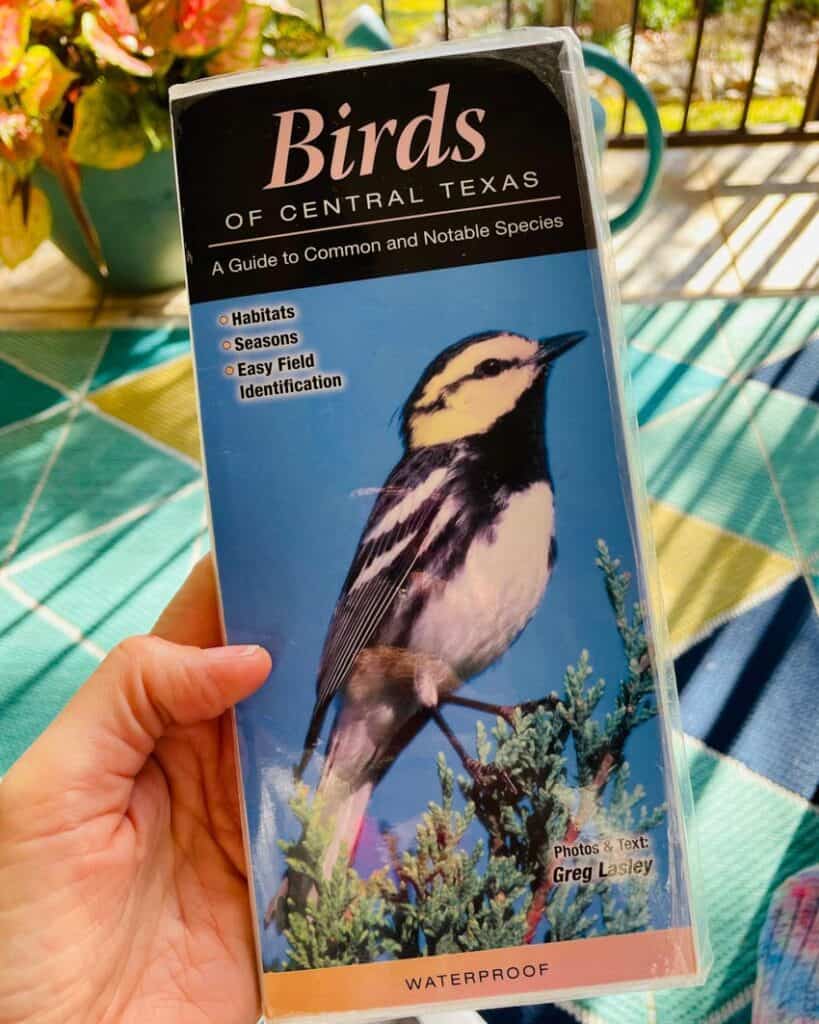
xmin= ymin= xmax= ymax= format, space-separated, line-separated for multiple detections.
xmin=80 ymin=12 xmax=153 ymax=78
xmin=268 ymin=10 xmax=329 ymax=59
xmin=19 ymin=46 xmax=77 ymax=117
xmin=68 ymin=80 xmax=146 ymax=169
xmin=0 ymin=170 xmax=50 ymax=268
xmin=136 ymin=92 xmax=171 ymax=152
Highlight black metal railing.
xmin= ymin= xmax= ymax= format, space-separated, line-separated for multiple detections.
xmin=320 ymin=0 xmax=819 ymax=146
xmin=620 ymin=0 xmax=819 ymax=146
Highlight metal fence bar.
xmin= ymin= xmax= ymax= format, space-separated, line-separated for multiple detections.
xmin=443 ymin=0 xmax=450 ymax=39
xmin=315 ymin=0 xmax=328 ymax=54
xmin=379 ymin=0 xmax=388 ymax=27
xmin=504 ymin=0 xmax=512 ymax=30
xmin=570 ymin=0 xmax=578 ymax=31
xmin=612 ymin=125 xmax=819 ymax=147
xmin=680 ymin=0 xmax=708 ymax=133
xmin=618 ymin=0 xmax=642 ymax=136
xmin=739 ymin=0 xmax=774 ymax=131
xmin=801 ymin=47 xmax=819 ymax=128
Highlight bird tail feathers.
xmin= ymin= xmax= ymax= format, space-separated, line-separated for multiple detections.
xmin=316 ymin=767 xmax=374 ymax=879
xmin=295 ymin=705 xmax=328 ymax=780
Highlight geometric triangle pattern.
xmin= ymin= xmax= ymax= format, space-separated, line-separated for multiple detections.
xmin=0 ymin=585 xmax=101 ymax=775
xmin=0 ymin=357 xmax=65 ymax=428
xmin=649 ymin=499 xmax=797 ymax=650
xmin=623 ymin=299 xmax=737 ymax=375
xmin=751 ymin=336 xmax=819 ymax=404
xmin=0 ymin=328 xmax=109 ymax=392
xmin=580 ymin=744 xmax=819 ymax=1024
xmin=741 ymin=380 xmax=819 ymax=562
xmin=2 ymin=295 xmax=819 ymax=1024
xmin=0 ymin=408 xmax=71 ymax=563
xmin=91 ymin=325 xmax=192 ymax=391
xmin=626 ymin=345 xmax=724 ymax=426
xmin=12 ymin=484 xmax=207 ymax=654
xmin=0 ymin=324 xmax=205 ymax=777
xmin=623 ymin=296 xmax=819 ymax=381
xmin=676 ymin=576 xmax=819 ymax=800
xmin=639 ymin=379 xmax=797 ymax=559
xmin=89 ymin=354 xmax=201 ymax=462
xmin=13 ymin=405 xmax=198 ymax=559
xmin=716 ymin=295 xmax=819 ymax=376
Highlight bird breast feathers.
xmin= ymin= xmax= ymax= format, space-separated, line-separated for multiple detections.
xmin=408 ymin=481 xmax=555 ymax=678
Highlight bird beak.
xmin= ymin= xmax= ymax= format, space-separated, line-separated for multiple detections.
xmin=536 ymin=331 xmax=587 ymax=365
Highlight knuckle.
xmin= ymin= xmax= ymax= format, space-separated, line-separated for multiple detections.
xmin=108 ymin=635 xmax=168 ymax=730
xmin=112 ymin=634 xmax=179 ymax=683
xmin=113 ymin=634 xmax=159 ymax=668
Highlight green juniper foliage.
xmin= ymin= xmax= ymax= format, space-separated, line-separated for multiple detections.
xmin=277 ymin=542 xmax=665 ymax=968
xmin=381 ymin=757 xmax=532 ymax=957
xmin=599 ymin=765 xmax=666 ymax=936
xmin=278 ymin=786 xmax=398 ymax=970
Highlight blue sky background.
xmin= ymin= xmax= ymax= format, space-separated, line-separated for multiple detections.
xmin=190 ymin=250 xmax=682 ymax=966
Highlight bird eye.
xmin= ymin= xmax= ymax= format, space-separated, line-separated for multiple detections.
xmin=475 ymin=358 xmax=505 ymax=378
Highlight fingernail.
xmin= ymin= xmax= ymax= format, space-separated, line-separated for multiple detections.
xmin=203 ymin=644 xmax=263 ymax=661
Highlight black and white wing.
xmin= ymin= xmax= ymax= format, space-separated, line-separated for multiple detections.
xmin=298 ymin=445 xmax=456 ymax=769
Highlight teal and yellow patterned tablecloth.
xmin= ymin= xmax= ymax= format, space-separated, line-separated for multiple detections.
xmin=1 ymin=298 xmax=817 ymax=1024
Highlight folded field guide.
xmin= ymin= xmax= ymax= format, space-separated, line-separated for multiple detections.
xmin=170 ymin=30 xmax=709 ymax=1023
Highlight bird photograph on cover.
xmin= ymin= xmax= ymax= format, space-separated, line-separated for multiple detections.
xmin=270 ymin=328 xmax=586 ymax=929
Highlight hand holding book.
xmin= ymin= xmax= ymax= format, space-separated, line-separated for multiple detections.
xmin=0 ymin=559 xmax=270 ymax=1024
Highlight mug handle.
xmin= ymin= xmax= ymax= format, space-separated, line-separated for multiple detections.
xmin=340 ymin=15 xmax=664 ymax=234
xmin=581 ymin=42 xmax=665 ymax=233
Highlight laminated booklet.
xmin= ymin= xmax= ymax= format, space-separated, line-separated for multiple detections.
xmin=170 ymin=29 xmax=709 ymax=1023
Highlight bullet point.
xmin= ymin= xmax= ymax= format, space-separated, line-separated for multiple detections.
xmin=225 ymin=365 xmax=235 ymax=376
xmin=218 ymin=315 xmax=229 ymax=325
xmin=222 ymin=340 xmax=232 ymax=350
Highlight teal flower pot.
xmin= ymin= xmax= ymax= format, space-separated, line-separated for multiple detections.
xmin=34 ymin=148 xmax=185 ymax=294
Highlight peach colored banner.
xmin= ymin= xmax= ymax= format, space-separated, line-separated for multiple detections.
xmin=263 ymin=927 xmax=697 ymax=1020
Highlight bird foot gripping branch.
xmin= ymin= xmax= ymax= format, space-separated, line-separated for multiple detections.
xmin=345 ymin=646 xmax=461 ymax=708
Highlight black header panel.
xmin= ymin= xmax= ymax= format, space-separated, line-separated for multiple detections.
xmin=172 ymin=42 xmax=594 ymax=301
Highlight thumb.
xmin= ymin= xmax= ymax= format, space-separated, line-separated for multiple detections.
xmin=3 ymin=635 xmax=271 ymax=822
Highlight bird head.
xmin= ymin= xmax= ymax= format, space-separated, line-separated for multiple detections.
xmin=402 ymin=330 xmax=586 ymax=449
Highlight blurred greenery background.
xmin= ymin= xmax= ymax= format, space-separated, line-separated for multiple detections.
xmin=328 ymin=0 xmax=817 ymax=133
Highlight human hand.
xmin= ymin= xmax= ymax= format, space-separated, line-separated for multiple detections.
xmin=0 ymin=557 xmax=272 ymax=1024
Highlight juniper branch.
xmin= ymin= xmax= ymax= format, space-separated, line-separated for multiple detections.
xmin=382 ymin=757 xmax=531 ymax=956
xmin=457 ymin=543 xmax=662 ymax=944
xmin=276 ymin=786 xmax=398 ymax=970
xmin=277 ymin=543 xmax=665 ymax=964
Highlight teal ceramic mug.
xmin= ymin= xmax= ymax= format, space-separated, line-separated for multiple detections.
xmin=581 ymin=41 xmax=664 ymax=233
xmin=344 ymin=10 xmax=664 ymax=233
